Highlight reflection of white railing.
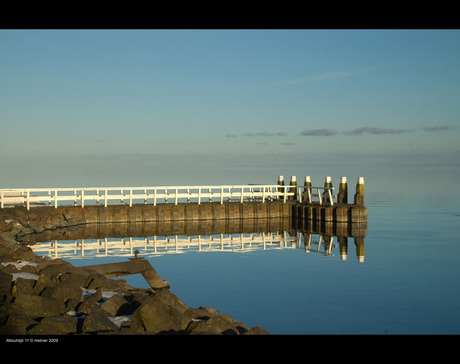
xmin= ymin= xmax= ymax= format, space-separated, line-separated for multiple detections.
xmin=0 ymin=185 xmax=296 ymax=210
xmin=0 ymin=184 xmax=335 ymax=210
xmin=30 ymin=232 xmax=337 ymax=260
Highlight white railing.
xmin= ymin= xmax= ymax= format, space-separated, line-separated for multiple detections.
xmin=297 ymin=186 xmax=335 ymax=206
xmin=0 ymin=184 xmax=335 ymax=210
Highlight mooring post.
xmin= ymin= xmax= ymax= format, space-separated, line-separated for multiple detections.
xmin=289 ymin=176 xmax=297 ymax=201
xmin=337 ymin=177 xmax=348 ymax=204
xmin=303 ymin=176 xmax=312 ymax=203
xmin=323 ymin=176 xmax=332 ymax=205
xmin=277 ymin=175 xmax=284 ymax=199
xmin=354 ymin=177 xmax=365 ymax=206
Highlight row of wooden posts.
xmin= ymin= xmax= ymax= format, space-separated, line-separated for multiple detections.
xmin=277 ymin=175 xmax=365 ymax=206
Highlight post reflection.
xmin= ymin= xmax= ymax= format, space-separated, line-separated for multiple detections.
xmin=28 ymin=218 xmax=367 ymax=263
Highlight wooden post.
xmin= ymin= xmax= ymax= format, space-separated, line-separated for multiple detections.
xmin=289 ymin=176 xmax=297 ymax=201
xmin=323 ymin=176 xmax=332 ymax=205
xmin=354 ymin=177 xmax=365 ymax=206
xmin=304 ymin=176 xmax=312 ymax=203
xmin=277 ymin=175 xmax=284 ymax=199
xmin=337 ymin=176 xmax=348 ymax=204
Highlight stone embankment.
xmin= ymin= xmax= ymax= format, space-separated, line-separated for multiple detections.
xmin=0 ymin=206 xmax=269 ymax=335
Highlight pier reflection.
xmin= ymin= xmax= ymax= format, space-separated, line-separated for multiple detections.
xmin=27 ymin=218 xmax=367 ymax=263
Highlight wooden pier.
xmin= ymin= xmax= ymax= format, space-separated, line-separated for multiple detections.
xmin=0 ymin=176 xmax=367 ymax=224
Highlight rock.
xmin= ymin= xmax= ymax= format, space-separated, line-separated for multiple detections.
xmin=152 ymin=289 xmax=189 ymax=314
xmin=83 ymin=288 xmax=103 ymax=302
xmin=0 ymin=270 xmax=13 ymax=303
xmin=186 ymin=314 xmax=244 ymax=335
xmin=13 ymin=294 xmax=66 ymax=319
xmin=59 ymin=269 xmax=90 ymax=288
xmin=132 ymin=296 xmax=180 ymax=334
xmin=40 ymin=316 xmax=78 ymax=334
xmin=243 ymin=326 xmax=270 ymax=335
xmin=11 ymin=277 xmax=35 ymax=297
xmin=85 ymin=272 xmax=111 ymax=290
xmin=100 ymin=294 xmax=131 ymax=316
xmin=40 ymin=281 xmax=83 ymax=305
xmin=34 ymin=262 xmax=75 ymax=293
xmin=27 ymin=323 xmax=66 ymax=335
xmin=2 ymin=313 xmax=38 ymax=334
xmin=82 ymin=312 xmax=119 ymax=333
xmin=76 ymin=300 xmax=107 ymax=316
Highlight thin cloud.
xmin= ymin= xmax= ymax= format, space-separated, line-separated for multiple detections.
xmin=422 ymin=126 xmax=454 ymax=132
xmin=242 ymin=132 xmax=275 ymax=137
xmin=280 ymin=142 xmax=297 ymax=145
xmin=232 ymin=131 xmax=288 ymax=138
xmin=300 ymin=128 xmax=339 ymax=137
xmin=342 ymin=127 xmax=410 ymax=135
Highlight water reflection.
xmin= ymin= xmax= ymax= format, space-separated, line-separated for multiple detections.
xmin=28 ymin=218 xmax=367 ymax=263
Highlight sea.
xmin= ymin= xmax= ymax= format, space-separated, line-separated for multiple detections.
xmin=29 ymin=164 xmax=460 ymax=335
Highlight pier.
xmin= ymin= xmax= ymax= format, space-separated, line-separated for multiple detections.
xmin=0 ymin=176 xmax=367 ymax=224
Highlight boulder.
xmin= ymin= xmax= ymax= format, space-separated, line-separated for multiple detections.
xmin=40 ymin=316 xmax=78 ymax=334
xmin=82 ymin=312 xmax=119 ymax=333
xmin=40 ymin=281 xmax=83 ymax=305
xmin=27 ymin=323 xmax=66 ymax=335
xmin=76 ymin=300 xmax=107 ymax=316
xmin=2 ymin=313 xmax=38 ymax=334
xmin=34 ymin=262 xmax=75 ymax=293
xmin=186 ymin=314 xmax=245 ymax=335
xmin=13 ymin=294 xmax=66 ymax=319
xmin=132 ymin=296 xmax=180 ymax=334
xmin=11 ymin=277 xmax=35 ymax=297
xmin=100 ymin=294 xmax=131 ymax=316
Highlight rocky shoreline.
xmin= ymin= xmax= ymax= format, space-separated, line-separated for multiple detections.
xmin=0 ymin=206 xmax=269 ymax=335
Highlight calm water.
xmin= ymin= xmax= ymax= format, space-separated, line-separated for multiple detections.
xmin=30 ymin=166 xmax=460 ymax=334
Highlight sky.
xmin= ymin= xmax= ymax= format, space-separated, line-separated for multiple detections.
xmin=1 ymin=29 xmax=459 ymax=189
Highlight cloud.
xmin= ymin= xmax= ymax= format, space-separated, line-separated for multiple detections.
xmin=299 ymin=128 xmax=339 ymax=137
xmin=242 ymin=132 xmax=275 ymax=137
xmin=422 ymin=126 xmax=453 ymax=132
xmin=225 ymin=133 xmax=238 ymax=138
xmin=235 ymin=131 xmax=288 ymax=137
xmin=342 ymin=127 xmax=410 ymax=135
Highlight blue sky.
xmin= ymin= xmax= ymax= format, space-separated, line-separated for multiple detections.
xmin=1 ymin=29 xmax=459 ymax=188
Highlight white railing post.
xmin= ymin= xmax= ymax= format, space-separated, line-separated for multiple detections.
xmin=81 ymin=189 xmax=85 ymax=208
xmin=104 ymin=189 xmax=108 ymax=207
xmin=54 ymin=189 xmax=58 ymax=208
xmin=220 ymin=187 xmax=223 ymax=204
xmin=129 ymin=189 xmax=133 ymax=207
xmin=0 ymin=191 xmax=3 ymax=209
xmin=198 ymin=188 xmax=201 ymax=205
xmin=328 ymin=188 xmax=334 ymax=206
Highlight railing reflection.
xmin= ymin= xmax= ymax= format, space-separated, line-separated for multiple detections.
xmin=29 ymin=218 xmax=367 ymax=262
